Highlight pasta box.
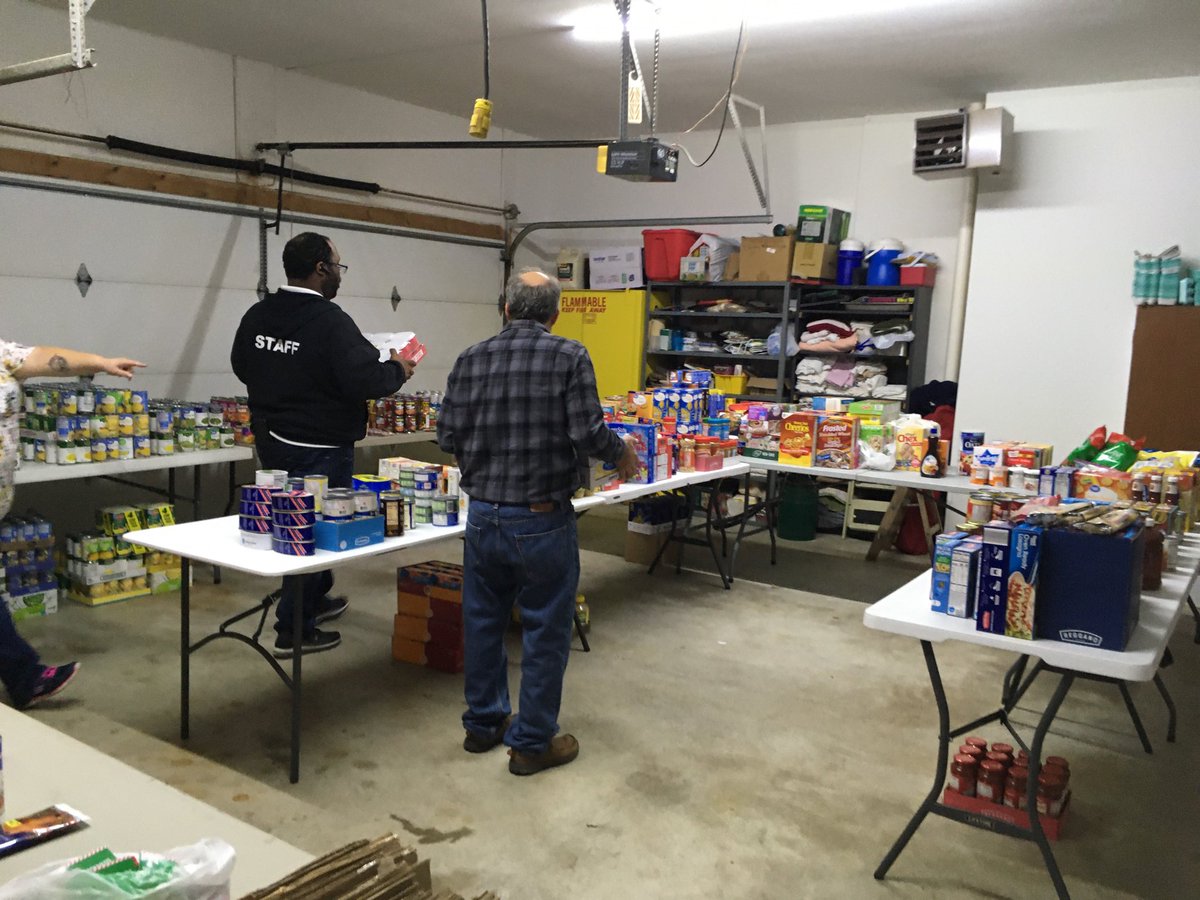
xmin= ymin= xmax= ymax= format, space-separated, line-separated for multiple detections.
xmin=1003 ymin=524 xmax=1041 ymax=639
xmin=1035 ymin=524 xmax=1144 ymax=651
xmin=976 ymin=522 xmax=1012 ymax=635
xmin=931 ymin=532 xmax=966 ymax=614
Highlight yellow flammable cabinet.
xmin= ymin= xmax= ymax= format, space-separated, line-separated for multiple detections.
xmin=552 ymin=290 xmax=648 ymax=398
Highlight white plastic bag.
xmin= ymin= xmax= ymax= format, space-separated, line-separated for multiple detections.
xmin=859 ymin=439 xmax=896 ymax=471
xmin=0 ymin=838 xmax=235 ymax=899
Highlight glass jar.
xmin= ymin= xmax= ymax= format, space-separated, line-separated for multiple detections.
xmin=977 ymin=760 xmax=1007 ymax=803
xmin=1036 ymin=774 xmax=1066 ymax=817
xmin=986 ymin=750 xmax=1012 ymax=769
xmin=948 ymin=754 xmax=978 ymax=797
xmin=964 ymin=736 xmax=989 ymax=753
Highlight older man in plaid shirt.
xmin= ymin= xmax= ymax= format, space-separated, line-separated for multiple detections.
xmin=438 ymin=269 xmax=637 ymax=776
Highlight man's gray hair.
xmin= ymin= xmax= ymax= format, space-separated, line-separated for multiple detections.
xmin=505 ymin=269 xmax=561 ymax=324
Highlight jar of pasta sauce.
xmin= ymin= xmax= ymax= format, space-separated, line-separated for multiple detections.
xmin=948 ymin=754 xmax=978 ymax=796
xmin=1036 ymin=773 xmax=1067 ymax=817
xmin=977 ymin=760 xmax=1007 ymax=803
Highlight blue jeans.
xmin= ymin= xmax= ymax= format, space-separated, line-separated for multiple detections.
xmin=463 ymin=503 xmax=579 ymax=754
xmin=0 ymin=603 xmax=41 ymax=705
xmin=255 ymin=435 xmax=354 ymax=636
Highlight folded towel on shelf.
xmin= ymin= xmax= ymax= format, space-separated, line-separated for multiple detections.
xmin=854 ymin=362 xmax=887 ymax=378
xmin=826 ymin=358 xmax=857 ymax=388
xmin=804 ymin=318 xmax=854 ymax=339
xmin=858 ymin=373 xmax=889 ymax=391
xmin=796 ymin=356 xmax=828 ymax=376
xmin=801 ymin=335 xmax=859 ymax=353
xmin=874 ymin=384 xmax=908 ymax=400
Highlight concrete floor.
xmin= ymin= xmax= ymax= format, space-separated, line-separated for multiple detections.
xmin=12 ymin=515 xmax=1200 ymax=899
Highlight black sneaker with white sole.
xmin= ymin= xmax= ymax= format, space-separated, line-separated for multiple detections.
xmin=273 ymin=629 xmax=341 ymax=659
xmin=314 ymin=595 xmax=349 ymax=624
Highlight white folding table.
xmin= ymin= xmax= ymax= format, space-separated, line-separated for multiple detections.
xmin=740 ymin=456 xmax=1036 ymax=559
xmin=124 ymin=462 xmax=749 ymax=782
xmin=862 ymin=533 xmax=1200 ymax=899
xmin=0 ymin=704 xmax=310 ymax=896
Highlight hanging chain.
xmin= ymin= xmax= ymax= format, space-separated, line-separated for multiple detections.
xmin=651 ymin=21 xmax=660 ymax=135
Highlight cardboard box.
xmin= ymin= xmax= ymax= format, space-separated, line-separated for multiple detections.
xmin=4 ymin=588 xmax=58 ymax=622
xmin=976 ymin=522 xmax=1012 ymax=634
xmin=795 ymin=205 xmax=851 ymax=244
xmin=394 ymin=613 xmax=464 ymax=646
xmin=397 ymin=591 xmax=463 ymax=623
xmin=1004 ymin=444 xmax=1054 ymax=469
xmin=790 ymin=243 xmax=838 ymax=281
xmin=679 ymin=257 xmax=707 ymax=281
xmin=1072 ymin=469 xmax=1133 ymax=502
xmin=848 ymin=400 xmax=902 ymax=423
xmin=778 ymin=412 xmax=819 ymax=467
xmin=811 ymin=396 xmax=851 ymax=413
xmin=588 ymin=246 xmax=644 ymax=289
xmin=949 ymin=537 xmax=983 ymax=619
xmin=722 ymin=249 xmax=740 ymax=281
xmin=814 ymin=415 xmax=860 ymax=469
xmin=624 ymin=528 xmax=681 ymax=567
xmin=396 ymin=561 xmax=463 ymax=601
xmin=931 ymin=533 xmax=965 ymax=614
xmin=896 ymin=422 xmax=934 ymax=472
xmin=607 ymin=422 xmax=658 ymax=484
xmin=738 ymin=236 xmax=793 ymax=282
xmin=1003 ymin=524 xmax=1041 ymax=639
xmin=314 ymin=516 xmax=385 ymax=552
xmin=1036 ymin=525 xmax=1144 ymax=651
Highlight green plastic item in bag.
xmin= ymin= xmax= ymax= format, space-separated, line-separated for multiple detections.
xmin=103 ymin=858 xmax=177 ymax=896
xmin=1094 ymin=440 xmax=1139 ymax=471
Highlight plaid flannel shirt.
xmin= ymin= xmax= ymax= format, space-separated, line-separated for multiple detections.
xmin=437 ymin=319 xmax=625 ymax=505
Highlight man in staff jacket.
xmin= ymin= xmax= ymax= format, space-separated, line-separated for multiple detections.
xmin=231 ymin=231 xmax=417 ymax=658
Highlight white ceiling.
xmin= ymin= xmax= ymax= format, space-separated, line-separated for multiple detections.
xmin=46 ymin=0 xmax=1200 ymax=137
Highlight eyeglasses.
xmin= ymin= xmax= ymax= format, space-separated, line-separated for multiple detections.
xmin=325 ymin=261 xmax=349 ymax=273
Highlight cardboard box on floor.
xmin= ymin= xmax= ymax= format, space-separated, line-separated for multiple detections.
xmin=738 ymin=236 xmax=793 ymax=282
xmin=624 ymin=526 xmax=681 ymax=567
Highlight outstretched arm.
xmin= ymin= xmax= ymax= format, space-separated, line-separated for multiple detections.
xmin=14 ymin=347 xmax=145 ymax=381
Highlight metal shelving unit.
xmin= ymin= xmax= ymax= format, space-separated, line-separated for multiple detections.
xmin=644 ymin=279 xmax=796 ymax=401
xmin=642 ymin=276 xmax=933 ymax=407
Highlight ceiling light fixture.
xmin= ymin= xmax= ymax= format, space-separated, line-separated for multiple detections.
xmin=565 ymin=0 xmax=958 ymax=42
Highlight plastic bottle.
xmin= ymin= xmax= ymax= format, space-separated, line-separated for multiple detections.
xmin=920 ymin=437 xmax=943 ymax=478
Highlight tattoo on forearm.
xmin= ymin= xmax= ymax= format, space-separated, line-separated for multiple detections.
xmin=49 ymin=354 xmax=68 ymax=373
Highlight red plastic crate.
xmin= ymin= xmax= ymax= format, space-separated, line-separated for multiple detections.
xmin=941 ymin=788 xmax=1069 ymax=840
xmin=898 ymin=265 xmax=937 ymax=287
xmin=643 ymin=228 xmax=701 ymax=280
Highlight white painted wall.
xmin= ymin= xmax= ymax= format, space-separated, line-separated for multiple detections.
xmin=0 ymin=0 xmax=507 ymax=406
xmin=503 ymin=113 xmax=971 ymax=380
xmin=955 ymin=77 xmax=1200 ymax=459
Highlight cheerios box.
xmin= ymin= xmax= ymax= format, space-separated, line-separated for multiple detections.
xmin=813 ymin=415 xmax=859 ymax=469
xmin=778 ymin=412 xmax=819 ymax=467
xmin=1004 ymin=524 xmax=1041 ymax=640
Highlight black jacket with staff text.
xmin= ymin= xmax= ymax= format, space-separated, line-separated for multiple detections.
xmin=230 ymin=288 xmax=408 ymax=445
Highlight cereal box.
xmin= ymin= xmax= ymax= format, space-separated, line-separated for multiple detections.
xmin=812 ymin=396 xmax=851 ymax=413
xmin=949 ymin=537 xmax=984 ymax=619
xmin=895 ymin=422 xmax=933 ymax=472
xmin=814 ymin=415 xmax=860 ymax=469
xmin=778 ymin=412 xmax=819 ymax=467
xmin=1004 ymin=524 xmax=1041 ymax=640
xmin=847 ymin=400 xmax=902 ymax=422
xmin=931 ymin=532 xmax=966 ymax=613
xmin=1004 ymin=444 xmax=1054 ymax=469
xmin=607 ymin=422 xmax=657 ymax=484
xmin=976 ymin=522 xmax=1012 ymax=635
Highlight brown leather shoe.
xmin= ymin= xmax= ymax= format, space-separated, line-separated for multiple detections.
xmin=463 ymin=715 xmax=513 ymax=754
xmin=508 ymin=734 xmax=579 ymax=776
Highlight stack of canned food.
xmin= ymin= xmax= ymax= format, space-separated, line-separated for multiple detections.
xmin=365 ymin=391 xmax=442 ymax=436
xmin=391 ymin=463 xmax=458 ymax=528
xmin=19 ymin=383 xmax=250 ymax=465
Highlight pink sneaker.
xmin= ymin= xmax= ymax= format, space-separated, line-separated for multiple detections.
xmin=21 ymin=662 xmax=80 ymax=709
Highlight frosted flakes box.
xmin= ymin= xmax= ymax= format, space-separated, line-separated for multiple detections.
xmin=814 ymin=415 xmax=859 ymax=469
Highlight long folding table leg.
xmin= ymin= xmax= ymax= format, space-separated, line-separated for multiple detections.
xmin=1024 ymin=673 xmax=1075 ymax=900
xmin=287 ymin=575 xmax=304 ymax=783
xmin=180 ymin=557 xmax=190 ymax=741
xmin=1189 ymin=597 xmax=1200 ymax=644
xmin=1117 ymin=681 xmax=1153 ymax=754
xmin=1001 ymin=655 xmax=1030 ymax=709
xmin=874 ymin=640 xmax=949 ymax=880
xmin=1152 ymin=673 xmax=1177 ymax=743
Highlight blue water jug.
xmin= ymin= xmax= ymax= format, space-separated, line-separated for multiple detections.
xmin=865 ymin=239 xmax=904 ymax=286
xmin=836 ymin=239 xmax=865 ymax=286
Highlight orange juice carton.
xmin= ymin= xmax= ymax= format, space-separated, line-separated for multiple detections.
xmin=779 ymin=412 xmax=819 ymax=467
xmin=814 ymin=415 xmax=860 ymax=469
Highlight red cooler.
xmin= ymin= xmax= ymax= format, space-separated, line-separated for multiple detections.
xmin=642 ymin=228 xmax=701 ymax=280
